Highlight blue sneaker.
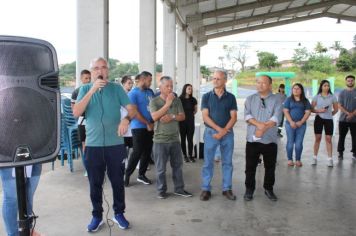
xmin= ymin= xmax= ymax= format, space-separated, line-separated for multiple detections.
xmin=113 ymin=213 xmax=130 ymax=229
xmin=87 ymin=217 xmax=104 ymax=232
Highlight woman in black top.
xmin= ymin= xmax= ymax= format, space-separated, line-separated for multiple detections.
xmin=179 ymin=84 xmax=198 ymax=162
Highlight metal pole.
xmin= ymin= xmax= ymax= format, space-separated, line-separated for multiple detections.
xmin=15 ymin=166 xmax=30 ymax=236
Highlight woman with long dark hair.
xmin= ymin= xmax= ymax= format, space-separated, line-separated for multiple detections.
xmin=311 ymin=80 xmax=338 ymax=167
xmin=179 ymin=84 xmax=197 ymax=162
xmin=283 ymin=83 xmax=311 ymax=167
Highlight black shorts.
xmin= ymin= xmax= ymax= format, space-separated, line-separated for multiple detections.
xmin=314 ymin=115 xmax=334 ymax=135
xmin=124 ymin=137 xmax=133 ymax=148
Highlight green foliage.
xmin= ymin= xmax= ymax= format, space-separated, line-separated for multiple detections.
xmin=336 ymin=51 xmax=353 ymax=71
xmin=330 ymin=41 xmax=343 ymax=52
xmin=58 ymin=59 xmax=141 ymax=85
xmin=302 ymin=54 xmax=333 ymax=74
xmin=200 ymin=65 xmax=210 ymax=78
xmin=314 ymin=42 xmax=328 ymax=54
xmin=292 ymin=47 xmax=309 ymax=68
xmin=352 ymin=53 xmax=356 ymax=68
xmin=109 ymin=62 xmax=139 ymax=81
xmin=156 ymin=63 xmax=162 ymax=73
xmin=257 ymin=51 xmax=279 ymax=70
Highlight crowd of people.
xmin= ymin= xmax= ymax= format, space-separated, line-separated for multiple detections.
xmin=0 ymin=57 xmax=355 ymax=235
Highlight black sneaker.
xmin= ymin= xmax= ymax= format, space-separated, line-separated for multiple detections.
xmin=157 ymin=192 xmax=168 ymax=199
xmin=264 ymin=190 xmax=278 ymax=201
xmin=244 ymin=189 xmax=254 ymax=201
xmin=184 ymin=156 xmax=190 ymax=163
xmin=188 ymin=156 xmax=195 ymax=163
xmin=338 ymin=153 xmax=343 ymax=160
xmin=174 ymin=190 xmax=193 ymax=197
xmin=137 ymin=175 xmax=152 ymax=185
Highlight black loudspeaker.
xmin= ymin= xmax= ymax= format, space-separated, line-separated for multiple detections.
xmin=0 ymin=36 xmax=60 ymax=168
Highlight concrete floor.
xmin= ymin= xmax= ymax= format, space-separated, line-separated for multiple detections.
xmin=1 ymin=99 xmax=356 ymax=236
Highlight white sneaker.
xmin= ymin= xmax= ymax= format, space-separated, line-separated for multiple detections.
xmin=311 ymin=158 xmax=317 ymax=165
xmin=327 ymin=158 xmax=333 ymax=167
xmin=352 ymin=156 xmax=356 ymax=162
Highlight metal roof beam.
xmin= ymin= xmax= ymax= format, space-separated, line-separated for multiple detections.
xmin=325 ymin=12 xmax=356 ymax=22
xmin=203 ymin=13 xmax=325 ymax=40
xmin=177 ymin=0 xmax=209 ymax=7
xmin=338 ymin=0 xmax=356 ymax=5
xmin=187 ymin=0 xmax=292 ymax=23
xmin=201 ymin=0 xmax=336 ymax=32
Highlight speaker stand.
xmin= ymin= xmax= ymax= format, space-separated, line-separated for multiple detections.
xmin=15 ymin=166 xmax=31 ymax=236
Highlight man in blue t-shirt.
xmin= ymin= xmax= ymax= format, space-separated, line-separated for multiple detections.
xmin=124 ymin=71 xmax=155 ymax=187
xmin=74 ymin=57 xmax=135 ymax=232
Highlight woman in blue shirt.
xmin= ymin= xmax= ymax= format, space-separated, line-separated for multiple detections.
xmin=283 ymin=83 xmax=311 ymax=167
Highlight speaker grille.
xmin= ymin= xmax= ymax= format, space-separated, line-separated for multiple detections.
xmin=0 ymin=87 xmax=56 ymax=162
xmin=0 ymin=42 xmax=54 ymax=76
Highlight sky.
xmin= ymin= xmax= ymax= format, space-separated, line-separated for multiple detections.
xmin=1 ymin=0 xmax=355 ymax=68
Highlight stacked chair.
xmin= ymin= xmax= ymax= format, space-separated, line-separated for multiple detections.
xmin=56 ymin=98 xmax=85 ymax=172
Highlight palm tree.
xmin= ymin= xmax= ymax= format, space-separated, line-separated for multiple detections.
xmin=314 ymin=42 xmax=327 ymax=54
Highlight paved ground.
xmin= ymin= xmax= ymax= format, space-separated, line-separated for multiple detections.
xmin=1 ymin=99 xmax=356 ymax=236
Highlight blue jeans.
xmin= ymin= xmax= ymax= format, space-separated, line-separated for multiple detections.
xmin=201 ymin=127 xmax=234 ymax=191
xmin=285 ymin=122 xmax=307 ymax=161
xmin=0 ymin=164 xmax=42 ymax=236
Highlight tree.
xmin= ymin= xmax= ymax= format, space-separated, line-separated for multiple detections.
xmin=200 ymin=65 xmax=210 ymax=78
xmin=59 ymin=61 xmax=76 ymax=78
xmin=303 ymin=54 xmax=332 ymax=74
xmin=156 ymin=63 xmax=162 ymax=73
xmin=336 ymin=50 xmax=353 ymax=71
xmin=257 ymin=51 xmax=279 ymax=70
xmin=292 ymin=47 xmax=309 ymax=69
xmin=109 ymin=62 xmax=139 ymax=81
xmin=352 ymin=53 xmax=356 ymax=69
xmin=314 ymin=42 xmax=328 ymax=54
xmin=330 ymin=41 xmax=343 ymax=52
xmin=222 ymin=44 xmax=248 ymax=72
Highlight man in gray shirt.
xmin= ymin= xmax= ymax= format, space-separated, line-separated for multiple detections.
xmin=337 ymin=75 xmax=356 ymax=160
xmin=244 ymin=75 xmax=282 ymax=201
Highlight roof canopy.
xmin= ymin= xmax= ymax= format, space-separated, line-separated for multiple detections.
xmin=171 ymin=0 xmax=356 ymax=47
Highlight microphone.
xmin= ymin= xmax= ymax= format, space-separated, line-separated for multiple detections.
xmin=97 ymin=75 xmax=103 ymax=92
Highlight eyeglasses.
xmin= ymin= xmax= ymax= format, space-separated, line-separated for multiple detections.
xmin=261 ymin=98 xmax=266 ymax=108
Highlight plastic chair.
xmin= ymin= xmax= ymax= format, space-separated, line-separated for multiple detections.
xmin=62 ymin=98 xmax=85 ymax=172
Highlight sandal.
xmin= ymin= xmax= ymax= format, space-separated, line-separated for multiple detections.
xmin=295 ymin=161 xmax=303 ymax=167
xmin=287 ymin=160 xmax=294 ymax=166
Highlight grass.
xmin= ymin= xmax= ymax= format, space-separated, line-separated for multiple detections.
xmin=235 ymin=67 xmax=356 ymax=89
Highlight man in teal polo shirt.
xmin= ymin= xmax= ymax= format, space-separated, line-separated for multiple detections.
xmin=73 ymin=57 xmax=136 ymax=232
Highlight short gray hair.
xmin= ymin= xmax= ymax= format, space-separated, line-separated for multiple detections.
xmin=89 ymin=57 xmax=109 ymax=69
xmin=214 ymin=69 xmax=227 ymax=79
xmin=159 ymin=76 xmax=172 ymax=84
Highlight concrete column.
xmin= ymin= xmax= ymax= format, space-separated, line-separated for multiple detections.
xmin=193 ymin=48 xmax=200 ymax=104
xmin=76 ymin=0 xmax=109 ymax=87
xmin=139 ymin=0 xmax=156 ymax=89
xmin=186 ymin=38 xmax=193 ymax=86
xmin=162 ymin=3 xmax=176 ymax=89
xmin=192 ymin=46 xmax=200 ymax=99
xmin=177 ymin=28 xmax=187 ymax=94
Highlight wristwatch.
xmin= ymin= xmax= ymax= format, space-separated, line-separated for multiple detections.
xmin=171 ymin=114 xmax=176 ymax=120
